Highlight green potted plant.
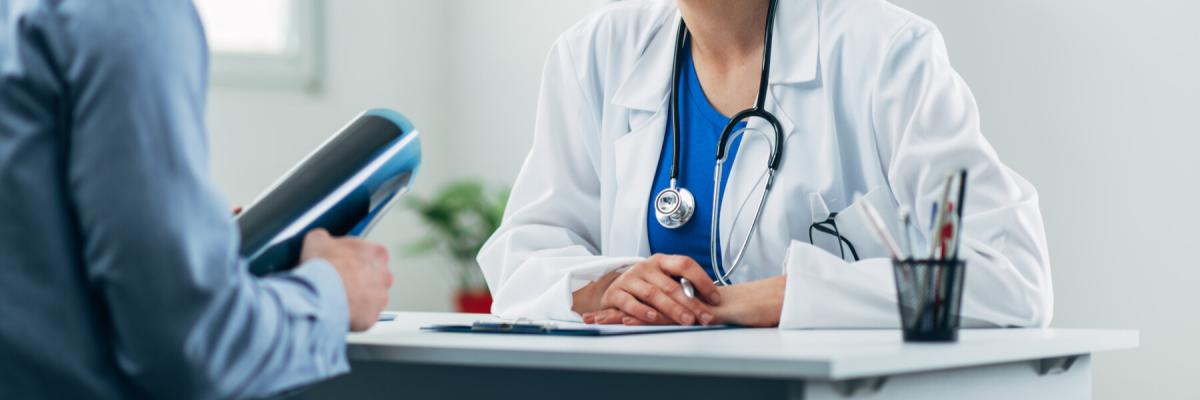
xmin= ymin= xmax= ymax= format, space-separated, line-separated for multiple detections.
xmin=405 ymin=180 xmax=508 ymax=313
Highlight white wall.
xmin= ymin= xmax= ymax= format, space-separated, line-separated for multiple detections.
xmin=443 ymin=1 xmax=602 ymax=184
xmin=207 ymin=1 xmax=1199 ymax=398
xmin=207 ymin=1 xmax=601 ymax=313
xmin=208 ymin=0 xmax=459 ymax=311
xmin=887 ymin=1 xmax=1200 ymax=398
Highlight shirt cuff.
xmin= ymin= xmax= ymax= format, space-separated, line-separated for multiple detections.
xmin=279 ymin=258 xmax=350 ymax=375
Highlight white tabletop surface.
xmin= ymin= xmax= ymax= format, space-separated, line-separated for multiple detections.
xmin=347 ymin=312 xmax=1138 ymax=380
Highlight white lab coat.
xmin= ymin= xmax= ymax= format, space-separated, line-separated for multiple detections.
xmin=477 ymin=0 xmax=1053 ymax=329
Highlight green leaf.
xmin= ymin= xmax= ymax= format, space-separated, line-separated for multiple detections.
xmin=404 ymin=179 xmax=511 ymax=271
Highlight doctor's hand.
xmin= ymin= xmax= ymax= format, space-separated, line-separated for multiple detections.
xmin=709 ymin=276 xmax=786 ymax=328
xmin=578 ymin=254 xmax=722 ymax=325
xmin=301 ymin=229 xmax=394 ymax=332
xmin=582 ymin=276 xmax=786 ymax=327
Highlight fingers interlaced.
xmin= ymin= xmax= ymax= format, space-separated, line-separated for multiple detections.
xmin=609 ymin=290 xmax=657 ymax=322
xmin=627 ymin=276 xmax=697 ymax=325
xmin=588 ymin=256 xmax=722 ymax=327
xmin=657 ymin=256 xmax=721 ymax=305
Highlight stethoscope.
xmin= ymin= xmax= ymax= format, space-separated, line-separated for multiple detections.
xmin=653 ymin=0 xmax=784 ymax=287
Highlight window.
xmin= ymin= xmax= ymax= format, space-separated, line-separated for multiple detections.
xmin=194 ymin=0 xmax=322 ymax=89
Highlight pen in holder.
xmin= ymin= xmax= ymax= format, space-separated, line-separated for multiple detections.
xmin=892 ymin=258 xmax=966 ymax=342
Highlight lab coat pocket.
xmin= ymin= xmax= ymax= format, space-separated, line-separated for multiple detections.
xmin=808 ymin=187 xmax=902 ymax=262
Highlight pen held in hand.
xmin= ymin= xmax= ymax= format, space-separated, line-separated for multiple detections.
xmin=679 ymin=277 xmax=696 ymax=299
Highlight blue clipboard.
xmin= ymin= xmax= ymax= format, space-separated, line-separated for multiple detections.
xmin=421 ymin=321 xmax=733 ymax=337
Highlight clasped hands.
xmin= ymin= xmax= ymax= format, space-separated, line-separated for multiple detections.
xmin=571 ymin=254 xmax=786 ymax=328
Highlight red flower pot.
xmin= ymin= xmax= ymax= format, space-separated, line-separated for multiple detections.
xmin=455 ymin=288 xmax=493 ymax=314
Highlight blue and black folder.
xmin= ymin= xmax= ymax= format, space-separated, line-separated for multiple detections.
xmin=236 ymin=109 xmax=421 ymax=276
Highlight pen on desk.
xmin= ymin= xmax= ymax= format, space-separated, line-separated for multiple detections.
xmin=949 ymin=169 xmax=968 ymax=259
xmin=862 ymin=203 xmax=905 ymax=260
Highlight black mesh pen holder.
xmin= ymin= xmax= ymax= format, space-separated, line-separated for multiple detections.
xmin=892 ymin=258 xmax=967 ymax=342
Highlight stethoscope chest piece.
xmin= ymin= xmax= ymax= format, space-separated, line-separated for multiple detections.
xmin=654 ymin=186 xmax=695 ymax=229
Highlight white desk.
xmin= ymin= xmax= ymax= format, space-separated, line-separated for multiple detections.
xmin=297 ymin=312 xmax=1138 ymax=400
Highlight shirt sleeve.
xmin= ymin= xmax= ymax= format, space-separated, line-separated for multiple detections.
xmin=54 ymin=1 xmax=349 ymax=397
xmin=779 ymin=20 xmax=1053 ymax=329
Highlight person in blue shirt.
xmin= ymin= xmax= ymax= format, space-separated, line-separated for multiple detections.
xmin=0 ymin=0 xmax=393 ymax=398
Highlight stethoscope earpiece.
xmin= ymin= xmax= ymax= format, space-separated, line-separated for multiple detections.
xmin=654 ymin=185 xmax=695 ymax=229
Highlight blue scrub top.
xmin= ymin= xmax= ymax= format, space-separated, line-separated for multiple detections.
xmin=646 ymin=43 xmax=745 ymax=281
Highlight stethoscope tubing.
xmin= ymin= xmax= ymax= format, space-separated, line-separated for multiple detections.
xmin=661 ymin=0 xmax=783 ymax=286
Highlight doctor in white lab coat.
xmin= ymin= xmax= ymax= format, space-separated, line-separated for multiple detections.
xmin=477 ymin=0 xmax=1053 ymax=329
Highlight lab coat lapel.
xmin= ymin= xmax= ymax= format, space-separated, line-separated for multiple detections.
xmin=610 ymin=108 xmax=667 ymax=258
xmin=770 ymin=0 xmax=821 ymax=86
xmin=611 ymin=8 xmax=677 ymax=113
xmin=765 ymin=0 xmax=819 ymax=144
xmin=608 ymin=9 xmax=677 ymax=257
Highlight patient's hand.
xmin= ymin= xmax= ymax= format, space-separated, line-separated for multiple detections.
xmin=584 ymin=276 xmax=785 ymax=328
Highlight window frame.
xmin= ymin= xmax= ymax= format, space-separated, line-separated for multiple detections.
xmin=205 ymin=0 xmax=323 ymax=90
